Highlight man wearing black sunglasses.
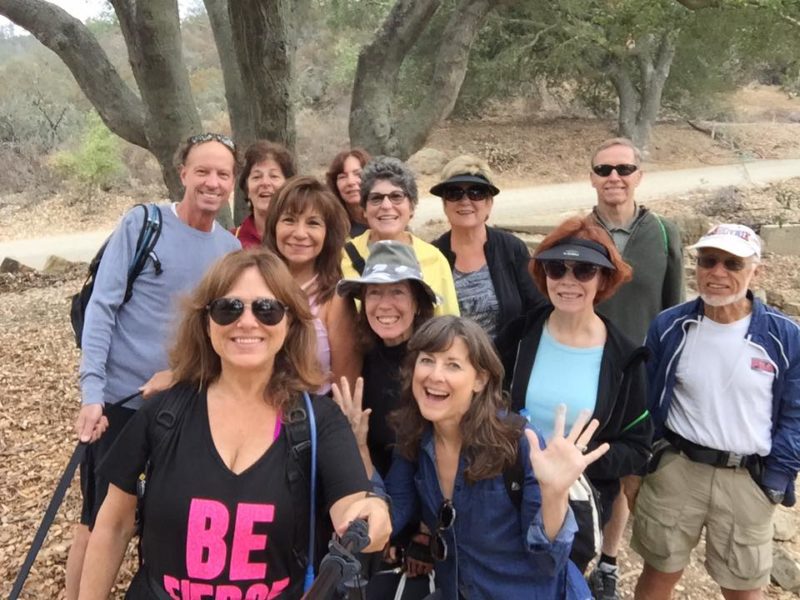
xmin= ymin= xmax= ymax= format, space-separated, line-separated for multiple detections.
xmin=66 ymin=133 xmax=241 ymax=599
xmin=586 ymin=138 xmax=685 ymax=600
xmin=630 ymin=224 xmax=800 ymax=600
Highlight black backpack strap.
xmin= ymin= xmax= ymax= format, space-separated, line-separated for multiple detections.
xmin=136 ymin=383 xmax=197 ymax=565
xmin=284 ymin=392 xmax=316 ymax=584
xmin=344 ymin=241 xmax=365 ymax=276
xmin=124 ymin=204 xmax=163 ymax=303
xmin=503 ymin=413 xmax=528 ymax=511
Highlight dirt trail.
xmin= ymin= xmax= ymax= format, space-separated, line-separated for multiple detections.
xmin=2 ymin=158 xmax=800 ymax=270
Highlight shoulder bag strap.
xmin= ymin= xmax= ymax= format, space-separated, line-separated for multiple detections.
xmin=344 ymin=241 xmax=365 ymax=276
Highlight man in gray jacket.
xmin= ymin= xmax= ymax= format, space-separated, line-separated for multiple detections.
xmin=66 ymin=133 xmax=241 ymax=600
xmin=587 ymin=137 xmax=684 ymax=600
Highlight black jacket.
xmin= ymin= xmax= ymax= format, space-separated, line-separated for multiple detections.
xmin=432 ymin=226 xmax=545 ymax=332
xmin=495 ymin=304 xmax=652 ymax=489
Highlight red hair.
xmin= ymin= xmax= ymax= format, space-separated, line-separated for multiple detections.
xmin=530 ymin=215 xmax=632 ymax=304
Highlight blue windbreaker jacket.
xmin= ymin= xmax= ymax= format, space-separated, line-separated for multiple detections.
xmin=645 ymin=293 xmax=800 ymax=506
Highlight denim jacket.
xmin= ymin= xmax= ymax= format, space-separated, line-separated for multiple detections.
xmin=385 ymin=427 xmax=591 ymax=599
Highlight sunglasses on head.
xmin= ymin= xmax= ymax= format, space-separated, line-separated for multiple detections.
xmin=442 ymin=186 xmax=491 ymax=202
xmin=542 ymin=260 xmax=601 ymax=282
xmin=696 ymin=254 xmax=747 ymax=272
xmin=591 ymin=163 xmax=638 ymax=177
xmin=429 ymin=499 xmax=456 ymax=562
xmin=206 ymin=297 xmax=288 ymax=326
xmin=187 ymin=132 xmax=236 ymax=153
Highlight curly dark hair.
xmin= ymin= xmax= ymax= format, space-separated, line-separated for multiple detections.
xmin=359 ymin=156 xmax=418 ymax=208
xmin=389 ymin=316 xmax=523 ymax=483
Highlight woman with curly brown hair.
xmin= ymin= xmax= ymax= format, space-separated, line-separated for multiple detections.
xmin=338 ymin=315 xmax=607 ymax=599
xmin=79 ymin=249 xmax=390 ymax=600
xmin=495 ymin=215 xmax=653 ymax=574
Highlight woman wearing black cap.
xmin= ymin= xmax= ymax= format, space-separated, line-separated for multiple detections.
xmin=430 ymin=155 xmax=544 ymax=337
xmin=495 ymin=215 xmax=653 ymax=573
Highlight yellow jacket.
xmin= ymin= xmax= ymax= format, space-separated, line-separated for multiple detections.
xmin=341 ymin=231 xmax=460 ymax=317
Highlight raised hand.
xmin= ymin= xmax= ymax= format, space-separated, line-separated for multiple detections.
xmin=331 ymin=376 xmax=371 ymax=448
xmin=525 ymin=405 xmax=609 ymax=497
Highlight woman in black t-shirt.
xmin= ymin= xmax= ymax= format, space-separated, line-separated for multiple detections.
xmin=80 ymin=249 xmax=390 ymax=600
xmin=335 ymin=240 xmax=436 ymax=478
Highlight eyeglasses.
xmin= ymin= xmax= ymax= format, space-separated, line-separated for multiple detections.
xmin=206 ymin=297 xmax=288 ymax=326
xmin=696 ymin=254 xmax=747 ymax=272
xmin=187 ymin=132 xmax=236 ymax=153
xmin=592 ymin=163 xmax=638 ymax=177
xmin=366 ymin=191 xmax=407 ymax=206
xmin=429 ymin=499 xmax=456 ymax=561
xmin=542 ymin=260 xmax=601 ymax=282
xmin=442 ymin=186 xmax=491 ymax=202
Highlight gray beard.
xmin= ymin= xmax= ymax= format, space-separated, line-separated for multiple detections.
xmin=700 ymin=289 xmax=747 ymax=307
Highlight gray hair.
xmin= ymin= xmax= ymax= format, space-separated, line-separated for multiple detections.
xmin=590 ymin=137 xmax=643 ymax=166
xmin=360 ymin=156 xmax=418 ymax=208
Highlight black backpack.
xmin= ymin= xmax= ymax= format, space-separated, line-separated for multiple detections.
xmin=70 ymin=203 xmax=163 ymax=348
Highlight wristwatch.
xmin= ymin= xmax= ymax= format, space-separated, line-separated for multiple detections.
xmin=761 ymin=486 xmax=785 ymax=505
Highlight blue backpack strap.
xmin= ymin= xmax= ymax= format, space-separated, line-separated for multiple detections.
xmin=124 ymin=203 xmax=163 ymax=302
xmin=303 ymin=391 xmax=317 ymax=592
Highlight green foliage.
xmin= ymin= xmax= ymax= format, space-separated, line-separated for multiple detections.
xmin=52 ymin=113 xmax=124 ymax=196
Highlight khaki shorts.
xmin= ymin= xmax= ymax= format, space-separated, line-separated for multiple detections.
xmin=630 ymin=449 xmax=776 ymax=590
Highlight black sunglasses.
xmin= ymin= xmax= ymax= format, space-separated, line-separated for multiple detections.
xmin=542 ymin=260 xmax=601 ymax=282
xmin=429 ymin=499 xmax=456 ymax=562
xmin=206 ymin=297 xmax=288 ymax=326
xmin=187 ymin=132 xmax=236 ymax=153
xmin=696 ymin=254 xmax=747 ymax=272
xmin=592 ymin=163 xmax=638 ymax=177
xmin=442 ymin=186 xmax=491 ymax=202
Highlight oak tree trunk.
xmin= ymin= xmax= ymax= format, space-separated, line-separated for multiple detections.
xmin=350 ymin=0 xmax=498 ymax=159
xmin=610 ymin=31 xmax=677 ymax=152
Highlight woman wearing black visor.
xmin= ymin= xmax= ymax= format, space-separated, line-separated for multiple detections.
xmin=495 ymin=215 xmax=653 ymax=573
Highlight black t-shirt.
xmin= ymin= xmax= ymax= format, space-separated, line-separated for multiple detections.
xmin=362 ymin=340 xmax=407 ymax=478
xmin=100 ymin=388 xmax=369 ymax=600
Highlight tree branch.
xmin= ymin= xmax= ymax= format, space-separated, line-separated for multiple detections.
xmin=228 ymin=0 xmax=296 ymax=150
xmin=0 ymin=0 xmax=148 ymax=148
xmin=110 ymin=0 xmax=201 ymax=198
xmin=204 ymin=0 xmax=255 ymax=144
xmin=399 ymin=0 xmax=498 ymax=154
xmin=349 ymin=0 xmax=442 ymax=156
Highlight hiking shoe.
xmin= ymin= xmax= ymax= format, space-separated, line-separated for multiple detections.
xmin=587 ymin=566 xmax=619 ymax=600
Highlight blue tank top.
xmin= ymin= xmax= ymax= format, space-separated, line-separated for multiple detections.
xmin=525 ymin=326 xmax=602 ymax=439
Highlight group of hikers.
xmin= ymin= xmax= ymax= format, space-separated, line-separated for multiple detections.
xmin=64 ymin=132 xmax=800 ymax=600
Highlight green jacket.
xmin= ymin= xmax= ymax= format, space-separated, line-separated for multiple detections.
xmin=592 ymin=206 xmax=684 ymax=344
